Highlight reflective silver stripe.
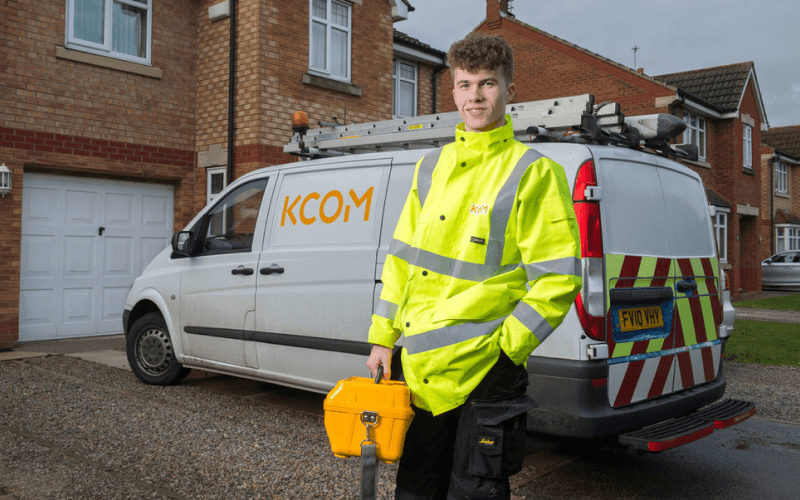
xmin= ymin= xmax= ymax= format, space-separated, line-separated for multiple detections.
xmin=486 ymin=149 xmax=544 ymax=269
xmin=388 ymin=238 xmax=519 ymax=282
xmin=510 ymin=302 xmax=554 ymax=343
xmin=522 ymin=256 xmax=581 ymax=282
xmin=403 ymin=317 xmax=507 ymax=355
xmin=374 ymin=299 xmax=399 ymax=320
xmin=417 ymin=147 xmax=442 ymax=208
xmin=388 ymin=238 xmax=414 ymax=263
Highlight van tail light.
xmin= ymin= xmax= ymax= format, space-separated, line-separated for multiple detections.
xmin=573 ymin=160 xmax=605 ymax=341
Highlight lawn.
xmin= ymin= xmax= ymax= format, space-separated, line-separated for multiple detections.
xmin=725 ymin=320 xmax=800 ymax=366
xmin=732 ymin=294 xmax=800 ymax=312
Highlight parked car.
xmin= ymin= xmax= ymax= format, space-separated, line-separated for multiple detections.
xmin=762 ymin=251 xmax=800 ymax=288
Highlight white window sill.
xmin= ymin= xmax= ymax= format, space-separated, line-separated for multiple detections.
xmin=681 ymin=158 xmax=712 ymax=169
xmin=57 ymin=46 xmax=162 ymax=79
xmin=303 ymin=72 xmax=361 ymax=96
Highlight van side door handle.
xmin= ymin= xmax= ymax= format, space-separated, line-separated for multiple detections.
xmin=260 ymin=265 xmax=285 ymax=275
xmin=676 ymin=279 xmax=697 ymax=293
xmin=231 ymin=267 xmax=254 ymax=276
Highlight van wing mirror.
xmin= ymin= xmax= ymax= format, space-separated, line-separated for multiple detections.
xmin=171 ymin=231 xmax=196 ymax=257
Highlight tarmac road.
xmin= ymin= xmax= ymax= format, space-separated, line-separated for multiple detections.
xmin=512 ymin=417 xmax=800 ymax=500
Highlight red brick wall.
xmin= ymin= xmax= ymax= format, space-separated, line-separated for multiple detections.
xmin=194 ymin=0 xmax=395 ymax=213
xmin=0 ymin=0 xmax=198 ymax=347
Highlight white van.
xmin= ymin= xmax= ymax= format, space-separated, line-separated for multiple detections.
xmin=124 ymin=96 xmax=753 ymax=451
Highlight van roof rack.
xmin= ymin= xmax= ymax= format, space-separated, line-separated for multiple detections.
xmin=284 ymin=94 xmax=697 ymax=162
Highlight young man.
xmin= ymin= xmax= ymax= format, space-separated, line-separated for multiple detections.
xmin=367 ymin=32 xmax=582 ymax=500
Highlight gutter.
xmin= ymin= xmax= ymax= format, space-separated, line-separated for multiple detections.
xmin=675 ymin=90 xmax=737 ymax=120
xmin=226 ymin=0 xmax=236 ymax=186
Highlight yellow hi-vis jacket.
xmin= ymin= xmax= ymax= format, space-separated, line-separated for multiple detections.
xmin=368 ymin=116 xmax=582 ymax=415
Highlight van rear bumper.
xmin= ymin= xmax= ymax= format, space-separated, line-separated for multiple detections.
xmin=526 ymin=355 xmax=727 ymax=438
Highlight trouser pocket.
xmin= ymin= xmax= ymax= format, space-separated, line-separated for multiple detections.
xmin=465 ymin=396 xmax=537 ymax=479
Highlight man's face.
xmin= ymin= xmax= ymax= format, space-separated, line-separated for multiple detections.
xmin=452 ymin=67 xmax=515 ymax=133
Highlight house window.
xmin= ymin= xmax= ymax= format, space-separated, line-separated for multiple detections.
xmin=393 ymin=59 xmax=417 ymax=118
xmin=776 ymin=161 xmax=788 ymax=194
xmin=309 ymin=0 xmax=351 ymax=82
xmin=712 ymin=208 xmax=729 ymax=263
xmin=66 ymin=0 xmax=152 ymax=65
xmin=683 ymin=112 xmax=706 ymax=161
xmin=776 ymin=225 xmax=800 ymax=253
xmin=743 ymin=124 xmax=753 ymax=169
xmin=207 ymin=167 xmax=226 ymax=205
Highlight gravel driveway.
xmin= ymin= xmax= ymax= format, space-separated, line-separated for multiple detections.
xmin=1 ymin=354 xmax=797 ymax=500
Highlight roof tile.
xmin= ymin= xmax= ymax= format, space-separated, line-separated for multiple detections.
xmin=655 ymin=62 xmax=754 ymax=113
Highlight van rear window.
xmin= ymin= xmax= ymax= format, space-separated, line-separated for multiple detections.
xmin=597 ymin=158 xmax=714 ymax=258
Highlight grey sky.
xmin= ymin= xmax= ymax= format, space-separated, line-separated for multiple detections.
xmin=395 ymin=0 xmax=800 ymax=128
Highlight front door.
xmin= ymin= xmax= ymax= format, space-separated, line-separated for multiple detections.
xmin=180 ymin=177 xmax=272 ymax=368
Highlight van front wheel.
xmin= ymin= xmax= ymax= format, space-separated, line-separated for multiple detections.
xmin=127 ymin=312 xmax=191 ymax=385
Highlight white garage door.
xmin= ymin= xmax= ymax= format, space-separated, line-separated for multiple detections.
xmin=19 ymin=173 xmax=174 ymax=341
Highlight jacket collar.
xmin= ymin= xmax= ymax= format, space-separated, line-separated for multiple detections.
xmin=454 ymin=115 xmax=515 ymax=153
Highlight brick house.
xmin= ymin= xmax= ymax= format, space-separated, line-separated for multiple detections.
xmin=435 ymin=0 xmax=769 ymax=296
xmin=760 ymin=127 xmax=800 ymax=259
xmin=0 ymin=0 xmax=442 ymax=347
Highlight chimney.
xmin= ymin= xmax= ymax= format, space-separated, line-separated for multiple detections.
xmin=486 ymin=0 xmax=509 ymax=28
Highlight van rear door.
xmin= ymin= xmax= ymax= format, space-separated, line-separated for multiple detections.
xmin=598 ymin=154 xmax=678 ymax=407
xmin=597 ymin=152 xmax=721 ymax=408
xmin=656 ymin=160 xmax=723 ymax=394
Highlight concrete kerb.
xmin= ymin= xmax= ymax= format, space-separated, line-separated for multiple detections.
xmin=0 ymin=334 xmax=129 ymax=371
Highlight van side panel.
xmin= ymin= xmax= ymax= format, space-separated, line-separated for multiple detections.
xmin=252 ymin=161 xmax=391 ymax=390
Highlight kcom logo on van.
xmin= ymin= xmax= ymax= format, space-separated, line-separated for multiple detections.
xmin=281 ymin=187 xmax=374 ymax=226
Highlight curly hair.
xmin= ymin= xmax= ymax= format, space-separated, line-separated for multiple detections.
xmin=447 ymin=31 xmax=514 ymax=84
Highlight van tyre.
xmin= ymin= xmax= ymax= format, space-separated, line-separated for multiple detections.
xmin=127 ymin=312 xmax=191 ymax=385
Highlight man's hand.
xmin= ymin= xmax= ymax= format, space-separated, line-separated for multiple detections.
xmin=367 ymin=344 xmax=392 ymax=381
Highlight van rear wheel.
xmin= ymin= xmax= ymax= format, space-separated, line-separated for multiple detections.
xmin=127 ymin=312 xmax=191 ymax=385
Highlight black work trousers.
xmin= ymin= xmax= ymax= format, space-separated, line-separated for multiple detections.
xmin=394 ymin=351 xmax=537 ymax=500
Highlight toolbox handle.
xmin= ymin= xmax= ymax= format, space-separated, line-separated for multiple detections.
xmin=374 ymin=364 xmax=384 ymax=384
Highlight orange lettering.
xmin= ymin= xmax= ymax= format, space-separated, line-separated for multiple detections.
xmin=281 ymin=195 xmax=301 ymax=226
xmin=349 ymin=187 xmax=374 ymax=222
xmin=320 ymin=190 xmax=343 ymax=224
xmin=300 ymin=192 xmax=319 ymax=225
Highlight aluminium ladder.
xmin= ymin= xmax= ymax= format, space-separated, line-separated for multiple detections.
xmin=284 ymin=93 xmax=692 ymax=160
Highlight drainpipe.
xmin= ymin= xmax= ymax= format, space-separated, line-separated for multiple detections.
xmin=431 ymin=60 xmax=447 ymax=114
xmin=226 ymin=0 xmax=236 ymax=186
xmin=770 ymin=156 xmax=775 ymax=254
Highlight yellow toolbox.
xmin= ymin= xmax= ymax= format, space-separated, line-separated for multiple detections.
xmin=323 ymin=373 xmax=414 ymax=464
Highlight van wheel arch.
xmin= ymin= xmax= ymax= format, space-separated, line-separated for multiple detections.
xmin=126 ymin=312 xmax=191 ymax=385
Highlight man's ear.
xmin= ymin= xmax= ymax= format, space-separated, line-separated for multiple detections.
xmin=506 ymin=82 xmax=516 ymax=103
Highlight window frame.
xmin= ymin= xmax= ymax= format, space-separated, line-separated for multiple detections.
xmin=196 ymin=178 xmax=269 ymax=256
xmin=66 ymin=0 xmax=153 ymax=65
xmin=207 ymin=166 xmax=227 ymax=205
xmin=682 ymin=112 xmax=706 ymax=162
xmin=743 ymin=124 xmax=753 ymax=169
xmin=776 ymin=161 xmax=788 ymax=195
xmin=308 ymin=0 xmax=352 ymax=83
xmin=775 ymin=224 xmax=800 ymax=253
xmin=393 ymin=58 xmax=418 ymax=118
xmin=712 ymin=207 xmax=729 ymax=263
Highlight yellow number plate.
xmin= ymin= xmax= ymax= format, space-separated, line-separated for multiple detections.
xmin=618 ymin=306 xmax=664 ymax=332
